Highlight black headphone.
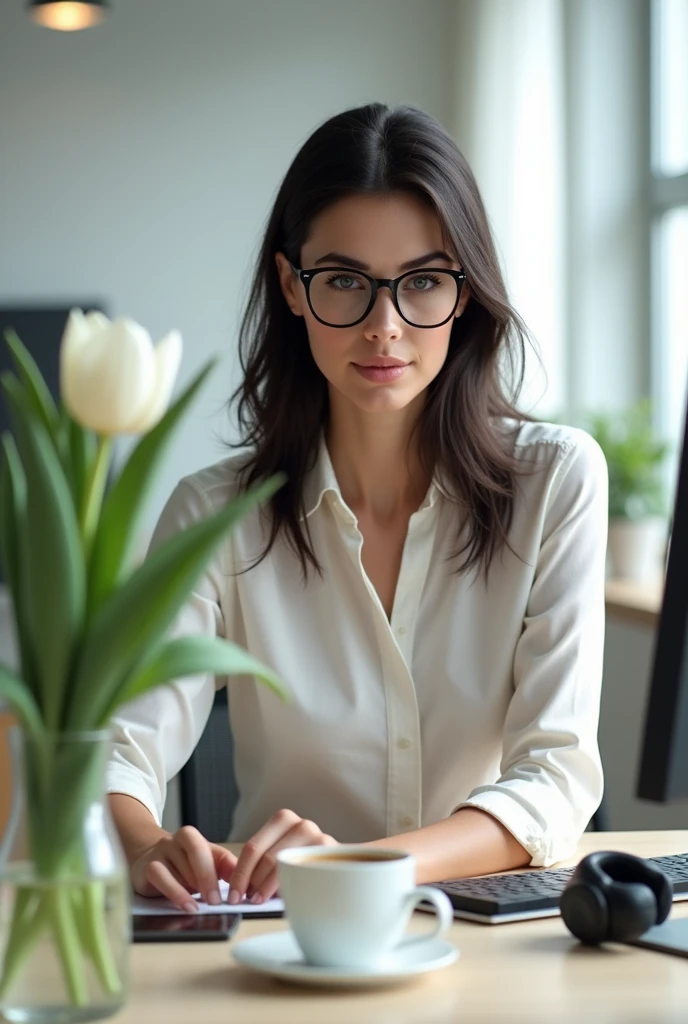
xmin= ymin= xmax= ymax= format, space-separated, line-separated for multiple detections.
xmin=560 ymin=851 xmax=673 ymax=945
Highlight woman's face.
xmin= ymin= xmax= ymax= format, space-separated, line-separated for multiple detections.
xmin=275 ymin=192 xmax=470 ymax=418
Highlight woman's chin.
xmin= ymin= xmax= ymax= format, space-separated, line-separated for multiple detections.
xmin=345 ymin=387 xmax=421 ymax=416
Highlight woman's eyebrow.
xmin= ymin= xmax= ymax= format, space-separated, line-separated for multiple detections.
xmin=312 ymin=250 xmax=456 ymax=271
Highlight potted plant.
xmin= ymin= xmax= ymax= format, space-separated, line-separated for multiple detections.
xmin=0 ymin=311 xmax=287 ymax=1022
xmin=584 ymin=399 xmax=670 ymax=581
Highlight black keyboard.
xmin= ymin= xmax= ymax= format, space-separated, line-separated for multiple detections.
xmin=431 ymin=852 xmax=688 ymax=923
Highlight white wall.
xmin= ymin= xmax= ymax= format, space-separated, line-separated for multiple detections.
xmin=453 ymin=0 xmax=567 ymax=418
xmin=0 ymin=0 xmax=457 ymax=533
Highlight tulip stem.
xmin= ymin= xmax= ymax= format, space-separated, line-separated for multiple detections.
xmin=80 ymin=435 xmax=112 ymax=557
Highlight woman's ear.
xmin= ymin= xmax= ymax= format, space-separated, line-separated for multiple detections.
xmin=275 ymin=252 xmax=304 ymax=317
xmin=455 ymin=279 xmax=471 ymax=318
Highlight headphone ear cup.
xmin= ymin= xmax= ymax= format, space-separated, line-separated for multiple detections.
xmin=560 ymin=852 xmax=674 ymax=946
xmin=636 ymin=862 xmax=673 ymax=925
xmin=605 ymin=881 xmax=658 ymax=943
xmin=560 ymin=882 xmax=609 ymax=945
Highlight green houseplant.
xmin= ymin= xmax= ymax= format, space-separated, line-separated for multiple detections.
xmin=579 ymin=399 xmax=670 ymax=580
xmin=0 ymin=310 xmax=287 ymax=1021
xmin=585 ymin=398 xmax=669 ymax=522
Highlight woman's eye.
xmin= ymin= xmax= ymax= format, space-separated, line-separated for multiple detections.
xmin=405 ymin=274 xmax=439 ymax=291
xmin=325 ymin=274 xmax=362 ymax=290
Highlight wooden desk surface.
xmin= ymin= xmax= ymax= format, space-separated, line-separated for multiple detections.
xmin=605 ymin=577 xmax=663 ymax=628
xmin=120 ymin=830 xmax=688 ymax=1024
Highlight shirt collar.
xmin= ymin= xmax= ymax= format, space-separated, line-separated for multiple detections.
xmin=300 ymin=434 xmax=442 ymax=522
xmin=300 ymin=435 xmax=341 ymax=521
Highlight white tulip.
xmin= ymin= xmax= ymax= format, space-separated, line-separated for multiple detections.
xmin=60 ymin=309 xmax=182 ymax=435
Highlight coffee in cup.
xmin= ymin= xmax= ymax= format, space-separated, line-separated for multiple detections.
xmin=291 ymin=851 xmax=405 ymax=866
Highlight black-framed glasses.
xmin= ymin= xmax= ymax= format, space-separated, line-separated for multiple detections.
xmin=289 ymin=261 xmax=467 ymax=329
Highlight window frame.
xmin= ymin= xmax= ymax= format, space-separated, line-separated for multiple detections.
xmin=650 ymin=0 xmax=688 ymax=498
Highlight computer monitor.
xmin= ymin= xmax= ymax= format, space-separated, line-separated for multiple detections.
xmin=636 ymin=386 xmax=688 ymax=803
xmin=0 ymin=303 xmax=107 ymax=436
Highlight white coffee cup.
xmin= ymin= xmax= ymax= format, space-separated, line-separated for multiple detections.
xmin=276 ymin=845 xmax=454 ymax=969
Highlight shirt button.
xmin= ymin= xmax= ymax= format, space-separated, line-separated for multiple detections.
xmin=400 ymin=816 xmax=414 ymax=828
xmin=397 ymin=626 xmax=406 ymax=636
xmin=398 ymin=737 xmax=412 ymax=750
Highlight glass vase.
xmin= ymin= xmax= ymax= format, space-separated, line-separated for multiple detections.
xmin=0 ymin=728 xmax=130 ymax=1023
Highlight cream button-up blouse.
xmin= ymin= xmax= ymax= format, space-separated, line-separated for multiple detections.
xmin=106 ymin=419 xmax=608 ymax=867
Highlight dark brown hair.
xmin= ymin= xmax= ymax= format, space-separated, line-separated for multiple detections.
xmin=230 ymin=102 xmax=540 ymax=582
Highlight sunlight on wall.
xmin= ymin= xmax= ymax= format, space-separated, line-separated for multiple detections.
xmin=453 ymin=0 xmax=566 ymax=418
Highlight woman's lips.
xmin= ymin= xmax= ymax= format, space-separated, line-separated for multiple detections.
xmin=352 ymin=363 xmax=410 ymax=383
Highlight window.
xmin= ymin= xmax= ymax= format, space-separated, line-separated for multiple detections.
xmin=651 ymin=0 xmax=688 ymax=502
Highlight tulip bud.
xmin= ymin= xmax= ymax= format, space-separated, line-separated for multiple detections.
xmin=60 ymin=309 xmax=182 ymax=435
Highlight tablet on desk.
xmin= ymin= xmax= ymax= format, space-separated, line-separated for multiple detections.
xmin=133 ymin=912 xmax=241 ymax=942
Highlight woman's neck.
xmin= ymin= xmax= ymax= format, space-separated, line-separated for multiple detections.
xmin=325 ymin=398 xmax=431 ymax=523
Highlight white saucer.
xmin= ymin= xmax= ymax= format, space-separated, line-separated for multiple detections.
xmin=231 ymin=930 xmax=459 ymax=987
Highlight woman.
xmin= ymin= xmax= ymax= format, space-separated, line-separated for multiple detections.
xmin=107 ymin=102 xmax=608 ymax=913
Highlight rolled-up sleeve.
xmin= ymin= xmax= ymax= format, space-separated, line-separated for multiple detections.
xmin=455 ymin=432 xmax=609 ymax=865
xmin=105 ymin=479 xmax=227 ymax=826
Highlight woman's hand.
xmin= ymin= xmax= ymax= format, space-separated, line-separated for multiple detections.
xmin=130 ymin=825 xmax=238 ymax=912
xmin=228 ymin=808 xmax=337 ymax=905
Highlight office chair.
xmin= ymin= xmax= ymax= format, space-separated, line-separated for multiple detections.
xmin=178 ymin=688 xmax=610 ymax=840
xmin=591 ymin=795 xmax=610 ymax=831
xmin=178 ymin=687 xmax=239 ymax=842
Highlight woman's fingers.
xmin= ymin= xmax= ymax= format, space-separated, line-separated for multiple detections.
xmin=166 ymin=843 xmax=202 ymax=894
xmin=176 ymin=825 xmax=224 ymax=905
xmin=144 ymin=859 xmax=199 ymax=913
xmin=228 ymin=808 xmax=301 ymax=904
xmin=249 ymin=866 xmax=279 ymax=904
xmin=230 ymin=813 xmax=337 ymax=904
xmin=131 ymin=827 xmax=235 ymax=910
xmin=211 ymin=843 xmax=239 ymax=888
xmin=249 ymin=828 xmax=337 ymax=904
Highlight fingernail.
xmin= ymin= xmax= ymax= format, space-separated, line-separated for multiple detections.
xmin=251 ymin=892 xmax=264 ymax=905
xmin=228 ymin=889 xmax=241 ymax=905
xmin=182 ymin=900 xmax=198 ymax=913
xmin=207 ymin=890 xmax=221 ymax=906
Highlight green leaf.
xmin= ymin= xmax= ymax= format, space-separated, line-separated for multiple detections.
xmin=65 ymin=411 xmax=97 ymax=516
xmin=88 ymin=360 xmax=216 ymax=612
xmin=66 ymin=473 xmax=285 ymax=729
xmin=0 ymin=434 xmax=23 ymax=611
xmin=0 ymin=434 xmax=38 ymax=695
xmin=1 ymin=374 xmax=86 ymax=730
xmin=99 ymin=635 xmax=288 ymax=723
xmin=4 ymin=328 xmax=61 ymax=446
xmin=0 ymin=665 xmax=44 ymax=743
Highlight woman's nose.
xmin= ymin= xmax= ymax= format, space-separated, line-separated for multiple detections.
xmin=362 ymin=286 xmax=402 ymax=340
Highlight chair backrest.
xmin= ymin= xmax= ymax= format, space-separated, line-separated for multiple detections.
xmin=178 ymin=687 xmax=239 ymax=842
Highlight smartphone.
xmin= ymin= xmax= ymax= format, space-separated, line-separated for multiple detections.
xmin=132 ymin=912 xmax=241 ymax=943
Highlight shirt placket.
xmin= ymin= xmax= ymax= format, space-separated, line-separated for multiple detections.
xmin=329 ymin=494 xmax=437 ymax=837
xmin=384 ymin=506 xmax=437 ymax=835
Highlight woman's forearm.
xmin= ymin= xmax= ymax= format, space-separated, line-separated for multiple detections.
xmin=365 ymin=807 xmax=531 ymax=883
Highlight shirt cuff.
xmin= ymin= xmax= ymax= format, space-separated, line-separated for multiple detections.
xmin=453 ymin=787 xmax=578 ymax=867
xmin=105 ymin=768 xmax=163 ymax=828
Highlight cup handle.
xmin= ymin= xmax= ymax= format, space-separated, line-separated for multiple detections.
xmin=395 ymin=885 xmax=454 ymax=951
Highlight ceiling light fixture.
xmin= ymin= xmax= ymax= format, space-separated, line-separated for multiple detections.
xmin=27 ymin=1 xmax=110 ymax=32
